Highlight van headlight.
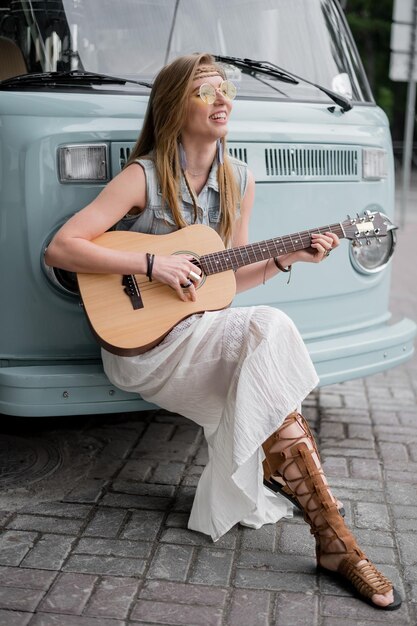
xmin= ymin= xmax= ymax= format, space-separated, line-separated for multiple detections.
xmin=362 ymin=148 xmax=388 ymax=180
xmin=350 ymin=218 xmax=396 ymax=274
xmin=58 ymin=144 xmax=109 ymax=182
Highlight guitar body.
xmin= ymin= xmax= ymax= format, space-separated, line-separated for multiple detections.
xmin=77 ymin=224 xmax=236 ymax=356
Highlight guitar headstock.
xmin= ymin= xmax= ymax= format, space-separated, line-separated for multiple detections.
xmin=342 ymin=211 xmax=397 ymax=242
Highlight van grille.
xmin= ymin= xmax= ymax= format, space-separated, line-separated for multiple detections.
xmin=228 ymin=147 xmax=248 ymax=163
xmin=264 ymin=146 xmax=359 ymax=179
xmin=110 ymin=142 xmax=361 ymax=182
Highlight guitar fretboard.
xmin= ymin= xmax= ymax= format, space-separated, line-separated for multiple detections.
xmin=199 ymin=222 xmax=345 ymax=275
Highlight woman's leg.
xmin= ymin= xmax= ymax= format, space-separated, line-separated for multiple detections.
xmin=263 ymin=412 xmax=401 ymax=610
xmin=263 ymin=412 xmax=345 ymax=516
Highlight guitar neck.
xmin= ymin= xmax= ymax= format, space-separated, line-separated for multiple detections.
xmin=199 ymin=222 xmax=345 ymax=275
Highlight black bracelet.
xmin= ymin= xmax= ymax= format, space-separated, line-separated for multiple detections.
xmin=273 ymin=257 xmax=291 ymax=272
xmin=146 ymin=253 xmax=155 ymax=282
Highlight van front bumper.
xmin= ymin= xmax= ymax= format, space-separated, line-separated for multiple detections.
xmin=0 ymin=318 xmax=415 ymax=417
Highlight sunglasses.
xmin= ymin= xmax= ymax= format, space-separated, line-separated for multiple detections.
xmin=197 ymin=80 xmax=237 ymax=104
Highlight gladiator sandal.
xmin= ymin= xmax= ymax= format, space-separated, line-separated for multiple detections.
xmin=262 ymin=414 xmax=402 ymax=610
xmin=263 ymin=412 xmax=345 ymax=517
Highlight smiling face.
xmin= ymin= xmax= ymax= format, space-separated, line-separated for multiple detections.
xmin=181 ymin=73 xmax=233 ymax=144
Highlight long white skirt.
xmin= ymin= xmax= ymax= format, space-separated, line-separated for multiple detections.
xmin=102 ymin=305 xmax=319 ymax=542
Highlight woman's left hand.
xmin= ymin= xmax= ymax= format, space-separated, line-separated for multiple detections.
xmin=279 ymin=232 xmax=340 ymax=266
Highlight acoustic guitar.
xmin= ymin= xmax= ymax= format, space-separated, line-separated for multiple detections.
xmin=76 ymin=211 xmax=395 ymax=356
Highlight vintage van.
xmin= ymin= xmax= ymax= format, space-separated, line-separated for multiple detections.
xmin=0 ymin=0 xmax=415 ymax=417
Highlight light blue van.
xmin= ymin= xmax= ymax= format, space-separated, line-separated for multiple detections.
xmin=0 ymin=0 xmax=415 ymax=417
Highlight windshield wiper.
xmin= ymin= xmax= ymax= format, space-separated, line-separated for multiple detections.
xmin=0 ymin=70 xmax=152 ymax=89
xmin=214 ymin=54 xmax=352 ymax=112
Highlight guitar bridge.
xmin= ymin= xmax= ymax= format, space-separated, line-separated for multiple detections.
xmin=122 ymin=274 xmax=144 ymax=310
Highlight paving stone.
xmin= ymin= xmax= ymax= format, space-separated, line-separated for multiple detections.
xmin=30 ymin=615 xmax=125 ymax=625
xmin=320 ymin=447 xmax=378 ymax=458
xmin=64 ymin=479 xmax=108 ymax=504
xmin=164 ymin=513 xmax=189 ymax=528
xmin=7 ymin=516 xmax=84 ymax=535
xmin=140 ymin=580 xmax=227 ymax=606
xmin=240 ymin=524 xmax=277 ymax=552
xmin=188 ymin=548 xmax=233 ymax=586
xmin=0 ymin=512 xmax=11 ymax=527
xmin=100 ymin=493 xmax=172 ymax=511
xmin=131 ymin=440 xmax=197 ymax=463
xmin=385 ymin=467 xmax=417 ymax=482
xmin=181 ymin=465 xmax=204 ymax=487
xmin=234 ymin=568 xmax=316 ymax=592
xmin=318 ymin=393 xmax=344 ymax=408
xmin=160 ymin=527 xmax=237 ymax=549
xmin=320 ymin=422 xmax=345 ymax=439
xmin=120 ymin=511 xmax=165 ymax=541
xmin=237 ymin=550 xmax=315 ymax=574
xmin=321 ymin=456 xmax=349 ymax=477
xmin=74 ymin=537 xmax=152 ymax=559
xmin=320 ymin=409 xmax=371 ymax=424
xmin=278 ymin=521 xmax=316 ymax=558
xmin=0 ymin=566 xmax=57 ymax=589
xmin=21 ymin=534 xmax=74 ymax=570
xmin=131 ymin=599 xmax=223 ymax=625
xmin=172 ymin=424 xmax=202 ymax=444
xmin=85 ymin=576 xmax=138 ymax=619
xmin=148 ymin=544 xmax=194 ymax=581
xmin=353 ymin=528 xmax=394 ymax=548
xmin=38 ymin=572 xmax=97 ymax=615
xmin=350 ymin=457 xmax=383 ymax=479
xmin=397 ymin=532 xmax=417 ymax=565
xmin=378 ymin=442 xmax=409 ymax=467
xmin=0 ymin=585 xmax=44 ymax=611
xmin=19 ymin=503 xmax=92 ymax=519
xmin=354 ymin=502 xmax=391 ymax=531
xmin=386 ymin=482 xmax=417 ymax=506
xmin=0 ymin=531 xmax=37 ymax=566
xmin=117 ymin=460 xmax=154 ymax=482
xmin=0 ymin=609 xmax=32 ymax=626
xmin=82 ymin=508 xmax=127 ymax=538
xmin=228 ymin=589 xmax=271 ymax=626
xmin=111 ymin=481 xmax=175 ymax=498
xmin=273 ymin=591 xmax=318 ymax=626
xmin=150 ymin=462 xmax=186 ymax=485
xmin=63 ymin=554 xmax=146 ymax=576
xmin=171 ymin=486 xmax=196 ymax=512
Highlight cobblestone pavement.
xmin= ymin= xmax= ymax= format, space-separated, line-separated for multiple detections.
xmin=0 ymin=213 xmax=416 ymax=625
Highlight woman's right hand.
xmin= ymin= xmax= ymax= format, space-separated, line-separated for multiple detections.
xmin=151 ymin=254 xmax=202 ymax=302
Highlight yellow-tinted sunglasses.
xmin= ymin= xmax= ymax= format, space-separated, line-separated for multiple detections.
xmin=198 ymin=80 xmax=237 ymax=104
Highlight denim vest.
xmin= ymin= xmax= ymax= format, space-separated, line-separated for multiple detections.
xmin=116 ymin=156 xmax=248 ymax=236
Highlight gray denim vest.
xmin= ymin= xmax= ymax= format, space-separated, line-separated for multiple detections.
xmin=116 ymin=156 xmax=248 ymax=235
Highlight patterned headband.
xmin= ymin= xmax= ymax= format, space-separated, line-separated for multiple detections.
xmin=194 ymin=63 xmax=225 ymax=80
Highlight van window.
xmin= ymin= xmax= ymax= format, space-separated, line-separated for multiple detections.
xmin=1 ymin=0 xmax=372 ymax=103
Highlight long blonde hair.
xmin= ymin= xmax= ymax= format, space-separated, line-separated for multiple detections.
xmin=127 ymin=53 xmax=241 ymax=244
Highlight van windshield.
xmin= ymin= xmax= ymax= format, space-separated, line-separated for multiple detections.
xmin=1 ymin=0 xmax=372 ymax=103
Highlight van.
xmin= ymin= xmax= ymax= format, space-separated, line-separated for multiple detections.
xmin=0 ymin=0 xmax=415 ymax=417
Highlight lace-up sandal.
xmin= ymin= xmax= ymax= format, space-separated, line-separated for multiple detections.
xmin=263 ymin=419 xmax=402 ymax=611
xmin=262 ymin=412 xmax=345 ymax=517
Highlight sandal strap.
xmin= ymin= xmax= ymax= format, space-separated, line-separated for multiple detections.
xmin=338 ymin=557 xmax=393 ymax=599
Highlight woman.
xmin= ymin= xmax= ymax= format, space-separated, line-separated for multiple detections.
xmin=45 ymin=53 xmax=400 ymax=610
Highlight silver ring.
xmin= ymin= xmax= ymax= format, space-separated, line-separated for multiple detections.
xmin=324 ymin=249 xmax=331 ymax=257
xmin=188 ymin=270 xmax=201 ymax=282
xmin=180 ymin=280 xmax=193 ymax=289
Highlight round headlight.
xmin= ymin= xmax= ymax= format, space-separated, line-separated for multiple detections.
xmin=350 ymin=221 xmax=396 ymax=275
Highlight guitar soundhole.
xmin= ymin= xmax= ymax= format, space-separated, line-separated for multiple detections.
xmin=173 ymin=252 xmax=206 ymax=288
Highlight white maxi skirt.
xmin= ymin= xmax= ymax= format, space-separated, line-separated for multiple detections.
xmin=102 ymin=305 xmax=319 ymax=542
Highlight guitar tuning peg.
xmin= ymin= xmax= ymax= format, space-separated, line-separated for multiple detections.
xmin=376 ymin=237 xmax=382 ymax=244
xmin=366 ymin=237 xmax=372 ymax=245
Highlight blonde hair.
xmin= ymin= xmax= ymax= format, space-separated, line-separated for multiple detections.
xmin=127 ymin=53 xmax=241 ymax=244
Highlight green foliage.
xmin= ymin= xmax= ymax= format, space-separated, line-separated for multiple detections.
xmin=344 ymin=0 xmax=407 ymax=139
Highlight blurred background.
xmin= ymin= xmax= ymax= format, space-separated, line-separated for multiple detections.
xmin=343 ymin=0 xmax=416 ymax=174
